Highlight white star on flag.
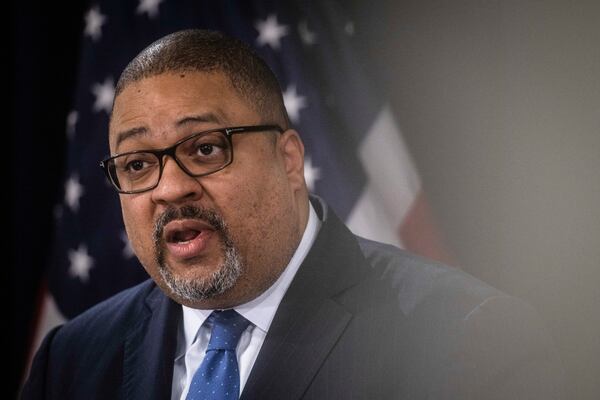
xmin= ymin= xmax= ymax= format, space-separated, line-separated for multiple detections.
xmin=255 ymin=14 xmax=289 ymax=50
xmin=136 ymin=0 xmax=163 ymax=18
xmin=121 ymin=231 xmax=135 ymax=259
xmin=84 ymin=6 xmax=106 ymax=41
xmin=65 ymin=175 xmax=84 ymax=212
xmin=66 ymin=110 xmax=78 ymax=140
xmin=91 ymin=77 xmax=115 ymax=114
xmin=68 ymin=244 xmax=94 ymax=283
xmin=283 ymin=84 xmax=307 ymax=123
xmin=298 ymin=20 xmax=317 ymax=46
xmin=304 ymin=156 xmax=321 ymax=191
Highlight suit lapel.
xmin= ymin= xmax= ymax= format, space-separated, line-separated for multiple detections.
xmin=241 ymin=201 xmax=370 ymax=399
xmin=122 ymin=285 xmax=181 ymax=400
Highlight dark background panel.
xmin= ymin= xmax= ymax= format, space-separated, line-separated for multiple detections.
xmin=10 ymin=1 xmax=87 ymax=397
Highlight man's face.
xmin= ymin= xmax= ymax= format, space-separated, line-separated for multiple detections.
xmin=109 ymin=71 xmax=307 ymax=309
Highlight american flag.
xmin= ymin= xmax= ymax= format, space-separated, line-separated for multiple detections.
xmin=31 ymin=0 xmax=451 ymax=363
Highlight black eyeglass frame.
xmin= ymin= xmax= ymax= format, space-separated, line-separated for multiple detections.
xmin=100 ymin=124 xmax=284 ymax=194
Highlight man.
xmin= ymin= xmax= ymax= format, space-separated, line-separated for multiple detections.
xmin=22 ymin=29 xmax=563 ymax=399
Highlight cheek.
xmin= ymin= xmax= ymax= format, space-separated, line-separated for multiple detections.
xmin=222 ymin=168 xmax=293 ymax=248
xmin=120 ymin=198 xmax=155 ymax=257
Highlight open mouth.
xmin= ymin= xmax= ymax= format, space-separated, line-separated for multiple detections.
xmin=163 ymin=219 xmax=216 ymax=261
xmin=167 ymin=228 xmax=201 ymax=243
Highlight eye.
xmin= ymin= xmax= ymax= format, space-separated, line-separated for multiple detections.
xmin=179 ymin=131 xmax=229 ymax=168
xmin=126 ymin=159 xmax=147 ymax=171
xmin=198 ymin=143 xmax=219 ymax=156
xmin=115 ymin=153 xmax=157 ymax=175
xmin=188 ymin=134 xmax=228 ymax=161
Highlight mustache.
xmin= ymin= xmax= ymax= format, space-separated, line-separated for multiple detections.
xmin=152 ymin=205 xmax=227 ymax=244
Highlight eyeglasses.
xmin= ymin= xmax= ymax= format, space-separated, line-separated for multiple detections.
xmin=100 ymin=125 xmax=283 ymax=194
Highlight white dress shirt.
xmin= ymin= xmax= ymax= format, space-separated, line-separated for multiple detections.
xmin=171 ymin=204 xmax=321 ymax=400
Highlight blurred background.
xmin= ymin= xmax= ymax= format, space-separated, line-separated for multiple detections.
xmin=10 ymin=0 xmax=599 ymax=399
xmin=360 ymin=2 xmax=600 ymax=399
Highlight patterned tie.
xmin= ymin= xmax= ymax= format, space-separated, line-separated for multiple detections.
xmin=186 ymin=310 xmax=250 ymax=400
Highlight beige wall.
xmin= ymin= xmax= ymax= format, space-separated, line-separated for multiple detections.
xmin=355 ymin=1 xmax=600 ymax=398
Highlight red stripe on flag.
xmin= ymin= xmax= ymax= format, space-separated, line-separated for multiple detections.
xmin=399 ymin=190 xmax=455 ymax=266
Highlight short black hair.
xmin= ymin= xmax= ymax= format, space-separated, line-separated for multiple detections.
xmin=114 ymin=29 xmax=290 ymax=129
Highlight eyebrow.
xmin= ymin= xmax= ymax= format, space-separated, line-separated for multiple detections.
xmin=114 ymin=113 xmax=224 ymax=149
xmin=115 ymin=126 xmax=148 ymax=148
xmin=176 ymin=113 xmax=222 ymax=128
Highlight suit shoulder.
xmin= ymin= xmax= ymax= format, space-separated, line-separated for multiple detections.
xmin=349 ymin=237 xmax=564 ymax=398
xmin=356 ymin=236 xmax=507 ymax=318
xmin=23 ymin=280 xmax=167 ymax=399
xmin=51 ymin=279 xmax=158 ymax=349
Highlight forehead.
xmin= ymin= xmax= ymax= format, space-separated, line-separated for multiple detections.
xmin=109 ymin=71 xmax=259 ymax=149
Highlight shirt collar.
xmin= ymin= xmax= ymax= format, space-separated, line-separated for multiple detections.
xmin=178 ymin=203 xmax=321 ymax=355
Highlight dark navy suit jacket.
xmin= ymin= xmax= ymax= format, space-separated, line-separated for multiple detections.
xmin=22 ymin=199 xmax=563 ymax=399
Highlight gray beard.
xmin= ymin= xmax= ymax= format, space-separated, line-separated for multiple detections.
xmin=153 ymin=206 xmax=242 ymax=302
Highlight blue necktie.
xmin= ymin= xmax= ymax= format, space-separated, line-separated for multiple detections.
xmin=186 ymin=310 xmax=250 ymax=400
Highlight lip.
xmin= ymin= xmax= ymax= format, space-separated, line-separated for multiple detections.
xmin=163 ymin=219 xmax=216 ymax=261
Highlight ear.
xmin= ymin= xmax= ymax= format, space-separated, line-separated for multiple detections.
xmin=278 ymin=129 xmax=306 ymax=192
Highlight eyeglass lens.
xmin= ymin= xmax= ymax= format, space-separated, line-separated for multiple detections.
xmin=108 ymin=130 xmax=232 ymax=192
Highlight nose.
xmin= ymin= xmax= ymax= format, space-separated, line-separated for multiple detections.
xmin=150 ymin=156 xmax=203 ymax=205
